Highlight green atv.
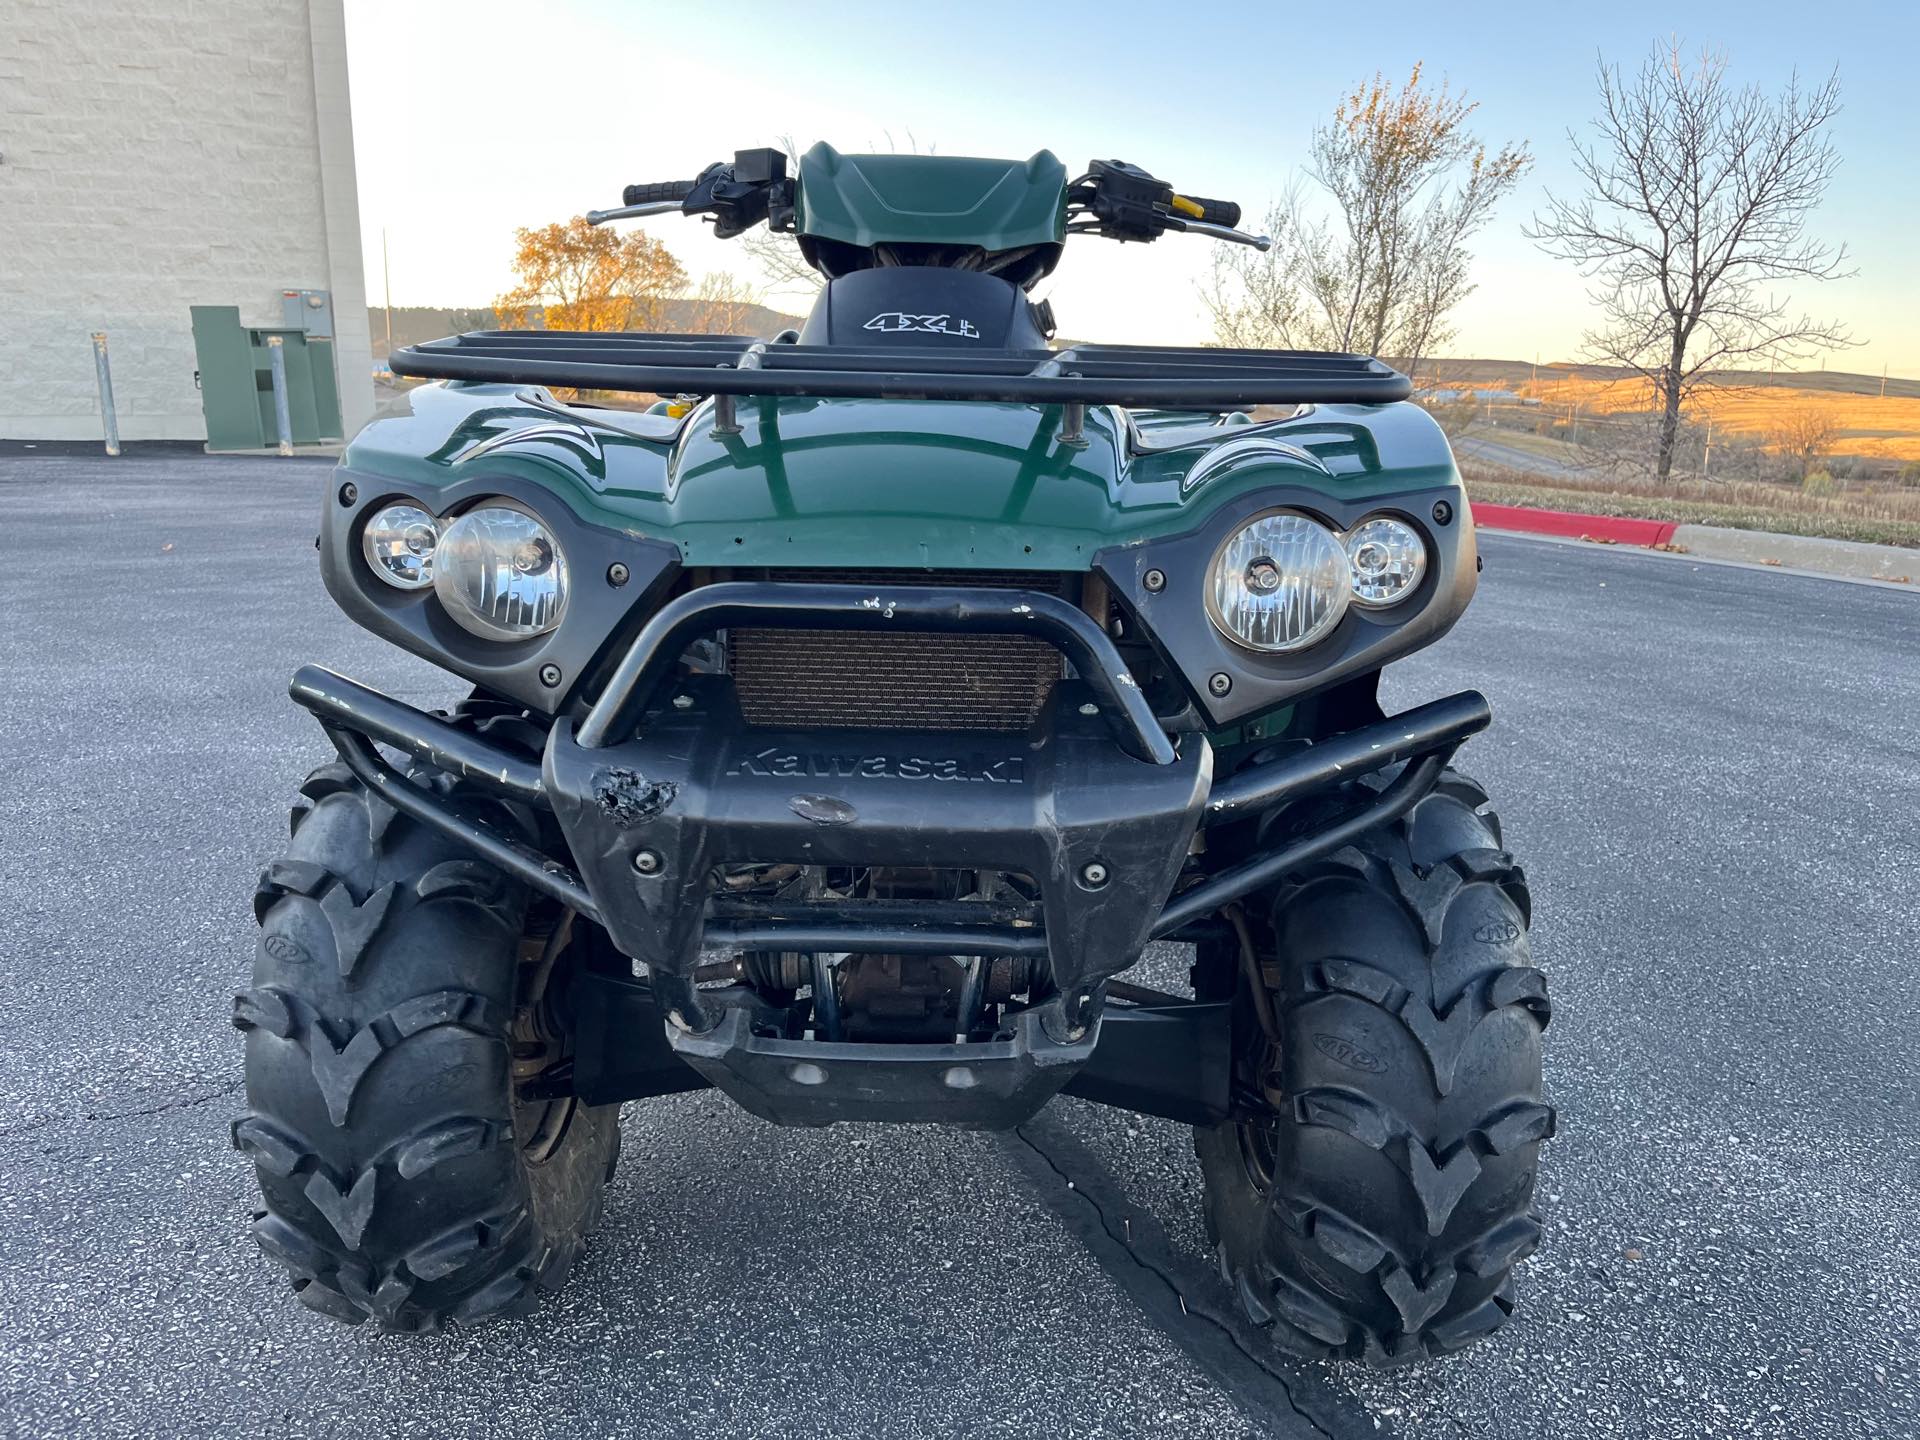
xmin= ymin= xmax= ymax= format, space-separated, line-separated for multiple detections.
xmin=235 ymin=144 xmax=1552 ymax=1363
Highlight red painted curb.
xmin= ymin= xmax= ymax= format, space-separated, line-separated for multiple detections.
xmin=1472 ymin=502 xmax=1678 ymax=548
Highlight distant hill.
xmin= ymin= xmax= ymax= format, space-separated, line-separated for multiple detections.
xmin=369 ymin=303 xmax=807 ymax=359
xmin=1423 ymin=358 xmax=1919 ymax=402
xmin=1423 ymin=359 xmax=1920 ymax=466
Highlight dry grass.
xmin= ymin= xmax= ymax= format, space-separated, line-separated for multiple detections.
xmin=1462 ymin=465 xmax=1920 ymax=549
xmin=1513 ymin=371 xmax=1920 ymax=462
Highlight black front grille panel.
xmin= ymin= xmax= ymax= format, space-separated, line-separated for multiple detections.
xmin=728 ymin=628 xmax=1064 ymax=730
xmin=722 ymin=570 xmax=1073 ymax=733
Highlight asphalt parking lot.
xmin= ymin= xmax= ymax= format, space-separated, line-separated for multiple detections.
xmin=2 ymin=451 xmax=1916 ymax=1439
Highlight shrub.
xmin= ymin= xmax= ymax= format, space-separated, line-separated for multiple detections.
xmin=1802 ymin=469 xmax=1839 ymax=497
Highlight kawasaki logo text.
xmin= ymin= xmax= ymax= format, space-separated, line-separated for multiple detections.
xmin=729 ymin=748 xmax=1025 ymax=784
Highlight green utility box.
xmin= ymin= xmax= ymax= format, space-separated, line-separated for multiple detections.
xmin=190 ymin=305 xmax=343 ymax=450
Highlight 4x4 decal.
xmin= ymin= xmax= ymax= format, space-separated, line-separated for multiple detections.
xmin=862 ymin=312 xmax=980 ymax=339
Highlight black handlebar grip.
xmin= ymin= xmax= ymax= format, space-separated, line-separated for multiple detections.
xmin=1185 ymin=195 xmax=1242 ymax=229
xmin=621 ymin=180 xmax=698 ymax=207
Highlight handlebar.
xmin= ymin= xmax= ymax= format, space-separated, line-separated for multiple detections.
xmin=1174 ymin=218 xmax=1271 ymax=251
xmin=1174 ymin=194 xmax=1241 ymax=229
xmin=1066 ymin=161 xmax=1265 ymax=250
xmin=622 ymin=179 xmax=698 ymax=207
xmin=588 ymin=177 xmax=702 ymax=224
xmin=589 ymin=150 xmax=1267 ymax=250
xmin=585 ymin=199 xmax=687 ymax=226
xmin=590 ymin=150 xmax=792 ymax=238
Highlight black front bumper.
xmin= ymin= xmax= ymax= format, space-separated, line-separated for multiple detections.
xmin=290 ymin=580 xmax=1491 ymax=1128
xmin=545 ymin=675 xmax=1208 ymax=1039
xmin=568 ymin=964 xmax=1231 ymax=1130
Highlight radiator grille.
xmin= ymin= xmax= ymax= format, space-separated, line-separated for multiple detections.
xmin=724 ymin=570 xmax=1071 ymax=732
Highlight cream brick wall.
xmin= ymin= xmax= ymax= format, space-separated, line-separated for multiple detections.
xmin=0 ymin=0 xmax=373 ymax=442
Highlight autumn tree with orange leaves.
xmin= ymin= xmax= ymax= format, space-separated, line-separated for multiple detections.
xmin=495 ymin=217 xmax=688 ymax=332
xmin=1207 ymin=66 xmax=1529 ymax=383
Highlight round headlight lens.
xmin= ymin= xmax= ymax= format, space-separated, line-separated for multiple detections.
xmin=361 ymin=503 xmax=439 ymax=590
xmin=1344 ymin=516 xmax=1427 ymax=607
xmin=432 ymin=505 xmax=569 ymax=640
xmin=1206 ymin=512 xmax=1350 ymax=653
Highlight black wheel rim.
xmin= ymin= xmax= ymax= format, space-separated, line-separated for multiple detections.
xmin=1232 ymin=996 xmax=1284 ymax=1193
xmin=1237 ymin=1107 xmax=1281 ymax=1192
xmin=515 ymin=1089 xmax=578 ymax=1166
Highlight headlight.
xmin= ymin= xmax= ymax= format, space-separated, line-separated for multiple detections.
xmin=361 ymin=503 xmax=438 ymax=590
xmin=432 ymin=504 xmax=569 ymax=640
xmin=1344 ymin=516 xmax=1427 ymax=608
xmin=1205 ymin=511 xmax=1351 ymax=653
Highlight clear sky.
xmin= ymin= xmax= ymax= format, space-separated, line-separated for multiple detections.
xmin=342 ymin=0 xmax=1920 ymax=378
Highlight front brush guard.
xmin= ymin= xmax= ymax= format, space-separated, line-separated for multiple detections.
xmin=288 ymin=664 xmax=1482 ymax=952
xmin=291 ymin=662 xmax=1489 ymax=961
xmin=288 ymin=581 xmax=1490 ymax=1127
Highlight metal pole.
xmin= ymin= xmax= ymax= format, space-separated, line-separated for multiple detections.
xmin=382 ymin=228 xmax=394 ymax=361
xmin=91 ymin=332 xmax=120 ymax=457
xmin=266 ymin=334 xmax=294 ymax=456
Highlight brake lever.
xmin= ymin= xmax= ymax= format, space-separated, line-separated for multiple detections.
xmin=1174 ymin=219 xmax=1272 ymax=251
xmin=585 ymin=199 xmax=687 ymax=226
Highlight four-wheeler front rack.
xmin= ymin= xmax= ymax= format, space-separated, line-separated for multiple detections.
xmin=388 ymin=330 xmax=1413 ymax=412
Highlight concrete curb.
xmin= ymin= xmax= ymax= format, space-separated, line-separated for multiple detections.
xmin=1473 ymin=502 xmax=1916 ymax=585
xmin=1666 ymin=525 xmax=1917 ymax=583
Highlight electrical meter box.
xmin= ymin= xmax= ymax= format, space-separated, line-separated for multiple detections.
xmin=280 ymin=288 xmax=334 ymax=338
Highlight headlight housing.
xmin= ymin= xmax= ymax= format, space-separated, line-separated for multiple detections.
xmin=1344 ymin=515 xmax=1427 ymax=608
xmin=1205 ymin=511 xmax=1352 ymax=653
xmin=360 ymin=503 xmax=438 ymax=590
xmin=432 ymin=504 xmax=569 ymax=640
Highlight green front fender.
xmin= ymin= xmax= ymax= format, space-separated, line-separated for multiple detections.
xmin=343 ymin=383 xmax=1462 ymax=568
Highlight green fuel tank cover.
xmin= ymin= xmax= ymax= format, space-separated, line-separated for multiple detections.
xmin=793 ymin=143 xmax=1068 ymax=251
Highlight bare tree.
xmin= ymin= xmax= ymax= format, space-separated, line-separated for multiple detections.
xmin=1206 ymin=66 xmax=1529 ymax=383
xmin=740 ymin=228 xmax=823 ymax=304
xmin=736 ymin=132 xmax=825 ymax=306
xmin=680 ymin=270 xmax=764 ymax=334
xmin=1531 ymin=43 xmax=1854 ymax=483
xmin=1770 ymin=407 xmax=1839 ymax=477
